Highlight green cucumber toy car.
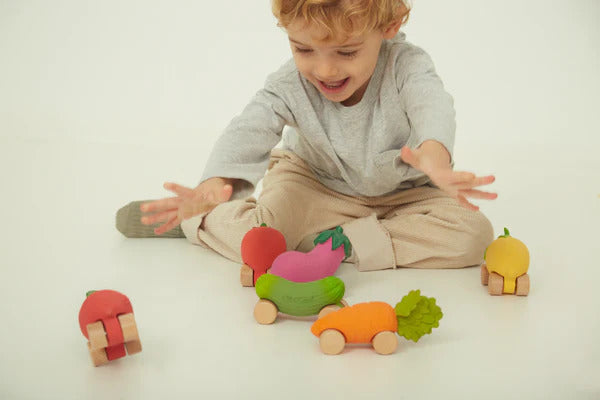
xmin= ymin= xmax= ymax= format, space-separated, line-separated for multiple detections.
xmin=253 ymin=274 xmax=347 ymax=324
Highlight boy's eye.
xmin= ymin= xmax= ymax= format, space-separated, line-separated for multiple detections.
xmin=338 ymin=50 xmax=358 ymax=58
xmin=294 ymin=47 xmax=313 ymax=54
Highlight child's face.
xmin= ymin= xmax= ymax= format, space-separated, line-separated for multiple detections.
xmin=286 ymin=20 xmax=398 ymax=106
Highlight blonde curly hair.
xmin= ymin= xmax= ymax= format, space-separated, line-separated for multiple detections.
xmin=272 ymin=0 xmax=411 ymax=41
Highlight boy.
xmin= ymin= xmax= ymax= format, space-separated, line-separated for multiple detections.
xmin=117 ymin=0 xmax=497 ymax=271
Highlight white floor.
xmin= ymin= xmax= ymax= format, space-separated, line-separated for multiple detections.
xmin=1 ymin=1 xmax=599 ymax=399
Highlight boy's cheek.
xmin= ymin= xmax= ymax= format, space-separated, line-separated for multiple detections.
xmin=294 ymin=62 xmax=312 ymax=82
xmin=293 ymin=57 xmax=308 ymax=73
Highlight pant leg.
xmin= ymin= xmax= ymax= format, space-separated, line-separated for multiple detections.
xmin=181 ymin=149 xmax=373 ymax=263
xmin=182 ymin=151 xmax=493 ymax=270
xmin=378 ymin=187 xmax=494 ymax=269
xmin=336 ymin=186 xmax=494 ymax=271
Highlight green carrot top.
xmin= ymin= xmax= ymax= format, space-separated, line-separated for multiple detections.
xmin=314 ymin=226 xmax=352 ymax=259
xmin=394 ymin=290 xmax=443 ymax=342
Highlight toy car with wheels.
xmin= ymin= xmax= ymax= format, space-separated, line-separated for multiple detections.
xmin=253 ymin=274 xmax=347 ymax=324
xmin=481 ymin=228 xmax=530 ymax=296
xmin=78 ymin=290 xmax=142 ymax=366
xmin=311 ymin=290 xmax=442 ymax=355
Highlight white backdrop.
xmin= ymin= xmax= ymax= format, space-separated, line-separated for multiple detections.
xmin=1 ymin=1 xmax=599 ymax=400
xmin=2 ymin=0 xmax=598 ymax=152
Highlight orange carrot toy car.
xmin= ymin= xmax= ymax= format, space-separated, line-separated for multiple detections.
xmin=311 ymin=290 xmax=443 ymax=355
xmin=78 ymin=290 xmax=142 ymax=366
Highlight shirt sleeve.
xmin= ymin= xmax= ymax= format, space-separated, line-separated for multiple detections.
xmin=200 ymin=85 xmax=294 ymax=199
xmin=395 ymin=43 xmax=456 ymax=164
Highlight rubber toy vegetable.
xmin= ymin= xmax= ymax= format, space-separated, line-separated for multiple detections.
xmin=253 ymin=274 xmax=347 ymax=324
xmin=240 ymin=223 xmax=287 ymax=286
xmin=311 ymin=290 xmax=443 ymax=355
xmin=78 ymin=290 xmax=142 ymax=366
xmin=481 ymin=227 xmax=530 ymax=295
xmin=269 ymin=226 xmax=351 ymax=282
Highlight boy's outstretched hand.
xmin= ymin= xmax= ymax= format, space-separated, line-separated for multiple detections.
xmin=400 ymin=142 xmax=497 ymax=211
xmin=139 ymin=177 xmax=235 ymax=235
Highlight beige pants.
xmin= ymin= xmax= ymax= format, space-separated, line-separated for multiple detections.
xmin=181 ymin=149 xmax=494 ymax=271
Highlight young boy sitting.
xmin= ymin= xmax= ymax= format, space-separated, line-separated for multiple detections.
xmin=117 ymin=0 xmax=497 ymax=271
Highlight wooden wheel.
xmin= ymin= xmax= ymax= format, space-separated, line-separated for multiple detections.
xmin=481 ymin=264 xmax=490 ymax=285
xmin=240 ymin=264 xmax=254 ymax=287
xmin=515 ymin=274 xmax=530 ymax=296
xmin=318 ymin=304 xmax=340 ymax=319
xmin=319 ymin=329 xmax=345 ymax=355
xmin=125 ymin=340 xmax=142 ymax=355
xmin=488 ymin=272 xmax=504 ymax=295
xmin=318 ymin=299 xmax=349 ymax=318
xmin=86 ymin=321 xmax=108 ymax=350
xmin=253 ymin=299 xmax=278 ymax=324
xmin=118 ymin=313 xmax=139 ymax=342
xmin=118 ymin=313 xmax=142 ymax=355
xmin=87 ymin=342 xmax=109 ymax=367
xmin=372 ymin=331 xmax=398 ymax=355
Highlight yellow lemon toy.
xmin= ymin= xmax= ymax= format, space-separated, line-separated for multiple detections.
xmin=481 ymin=228 xmax=530 ymax=296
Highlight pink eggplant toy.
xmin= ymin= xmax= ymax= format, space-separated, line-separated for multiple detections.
xmin=268 ymin=226 xmax=352 ymax=282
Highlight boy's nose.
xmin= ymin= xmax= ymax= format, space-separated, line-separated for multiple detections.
xmin=315 ymin=62 xmax=339 ymax=81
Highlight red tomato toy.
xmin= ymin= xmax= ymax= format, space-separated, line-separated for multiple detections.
xmin=78 ymin=290 xmax=142 ymax=366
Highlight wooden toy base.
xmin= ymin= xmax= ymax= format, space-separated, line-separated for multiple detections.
xmin=318 ymin=299 xmax=349 ymax=319
xmin=253 ymin=299 xmax=349 ymax=325
xmin=85 ymin=313 xmax=142 ymax=366
xmin=481 ymin=264 xmax=530 ymax=296
xmin=253 ymin=299 xmax=278 ymax=324
xmin=319 ymin=329 xmax=346 ymax=355
xmin=371 ymin=331 xmax=398 ymax=355
xmin=319 ymin=329 xmax=398 ymax=355
xmin=240 ymin=264 xmax=253 ymax=287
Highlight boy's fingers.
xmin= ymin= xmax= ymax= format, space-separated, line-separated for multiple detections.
xmin=220 ymin=184 xmax=233 ymax=202
xmin=163 ymin=182 xmax=195 ymax=198
xmin=458 ymin=189 xmax=498 ymax=200
xmin=154 ymin=216 xmax=181 ymax=236
xmin=449 ymin=171 xmax=476 ymax=184
xmin=452 ymin=174 xmax=495 ymax=189
xmin=177 ymin=201 xmax=195 ymax=220
xmin=457 ymin=194 xmax=480 ymax=211
xmin=177 ymin=199 xmax=218 ymax=221
xmin=400 ymin=146 xmax=418 ymax=167
xmin=140 ymin=197 xmax=182 ymax=213
xmin=471 ymin=175 xmax=495 ymax=187
xmin=163 ymin=184 xmax=233 ymax=222
xmin=141 ymin=210 xmax=178 ymax=225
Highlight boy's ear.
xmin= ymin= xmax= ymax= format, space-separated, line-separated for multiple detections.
xmin=382 ymin=20 xmax=403 ymax=39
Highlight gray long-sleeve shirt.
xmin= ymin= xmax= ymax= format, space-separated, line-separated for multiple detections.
xmin=201 ymin=32 xmax=455 ymax=199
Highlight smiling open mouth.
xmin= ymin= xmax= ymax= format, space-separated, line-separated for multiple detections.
xmin=318 ymin=78 xmax=349 ymax=94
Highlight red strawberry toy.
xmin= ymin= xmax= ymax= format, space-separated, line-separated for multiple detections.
xmin=240 ymin=224 xmax=287 ymax=286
